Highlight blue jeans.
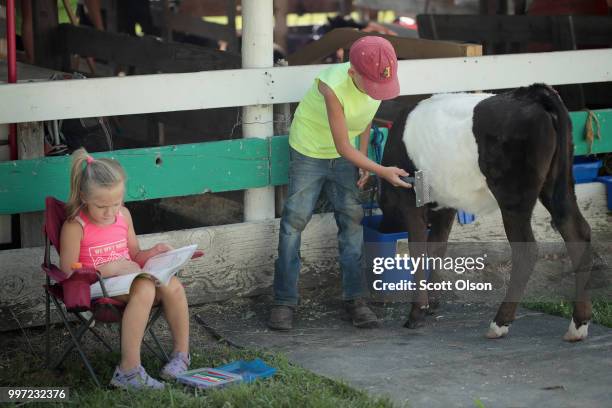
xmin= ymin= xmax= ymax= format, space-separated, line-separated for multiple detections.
xmin=273 ymin=147 xmax=368 ymax=306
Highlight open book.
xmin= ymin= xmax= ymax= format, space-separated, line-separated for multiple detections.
xmin=90 ymin=244 xmax=198 ymax=298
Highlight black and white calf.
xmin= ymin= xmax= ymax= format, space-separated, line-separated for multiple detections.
xmin=379 ymin=84 xmax=593 ymax=341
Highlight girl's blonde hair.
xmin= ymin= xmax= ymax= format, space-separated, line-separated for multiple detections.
xmin=66 ymin=148 xmax=126 ymax=219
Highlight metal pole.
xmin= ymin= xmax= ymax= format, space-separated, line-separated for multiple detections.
xmin=6 ymin=0 xmax=17 ymax=160
xmin=242 ymin=0 xmax=275 ymax=221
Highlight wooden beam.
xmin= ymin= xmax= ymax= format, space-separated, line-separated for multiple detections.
xmin=0 ymin=31 xmax=5 ymax=65
xmin=0 ymin=212 xmax=342 ymax=331
xmin=287 ymin=28 xmax=482 ymax=66
xmin=0 ymin=117 xmax=10 ymax=246
xmin=101 ymin=0 xmax=118 ymax=32
xmin=274 ymin=0 xmax=289 ymax=54
xmin=167 ymin=12 xmax=235 ymax=43
xmin=225 ymin=0 xmax=237 ymax=51
xmin=17 ymin=122 xmax=44 ymax=247
xmin=32 ymin=0 xmax=59 ymax=69
xmin=2 ymin=48 xmax=612 ymax=125
xmin=56 ymin=24 xmax=241 ymax=74
xmin=417 ymin=15 xmax=612 ymax=46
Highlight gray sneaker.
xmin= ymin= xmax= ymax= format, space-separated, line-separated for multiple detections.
xmin=109 ymin=365 xmax=165 ymax=390
xmin=160 ymin=351 xmax=191 ymax=381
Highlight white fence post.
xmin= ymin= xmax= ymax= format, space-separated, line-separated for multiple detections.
xmin=242 ymin=0 xmax=275 ymax=221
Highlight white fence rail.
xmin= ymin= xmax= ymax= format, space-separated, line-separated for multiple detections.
xmin=0 ymin=49 xmax=611 ymax=124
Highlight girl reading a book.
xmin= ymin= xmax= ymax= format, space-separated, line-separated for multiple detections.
xmin=59 ymin=148 xmax=190 ymax=390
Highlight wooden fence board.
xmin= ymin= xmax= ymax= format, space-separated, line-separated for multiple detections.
xmin=2 ymin=50 xmax=612 ymax=124
xmin=287 ymin=27 xmax=481 ymax=66
xmin=57 ymin=24 xmax=241 ymax=74
xmin=417 ymin=15 xmax=612 ymax=46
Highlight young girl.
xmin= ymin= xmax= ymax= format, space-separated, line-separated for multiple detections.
xmin=59 ymin=148 xmax=190 ymax=389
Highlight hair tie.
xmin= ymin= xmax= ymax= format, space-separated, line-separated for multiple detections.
xmin=86 ymin=156 xmax=95 ymax=165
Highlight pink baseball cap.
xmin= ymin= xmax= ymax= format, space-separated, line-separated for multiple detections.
xmin=349 ymin=36 xmax=400 ymax=100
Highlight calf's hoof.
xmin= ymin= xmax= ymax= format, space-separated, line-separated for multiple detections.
xmin=403 ymin=318 xmax=425 ymax=329
xmin=426 ymin=299 xmax=441 ymax=315
xmin=563 ymin=319 xmax=589 ymax=342
xmin=404 ymin=305 xmax=428 ymax=329
xmin=485 ymin=321 xmax=510 ymax=339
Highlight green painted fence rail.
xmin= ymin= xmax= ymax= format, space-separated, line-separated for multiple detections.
xmin=0 ymin=139 xmax=270 ymax=214
xmin=1 ymin=110 xmax=610 ymax=215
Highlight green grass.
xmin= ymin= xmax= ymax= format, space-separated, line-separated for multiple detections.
xmin=0 ymin=345 xmax=395 ymax=408
xmin=523 ymin=298 xmax=612 ymax=328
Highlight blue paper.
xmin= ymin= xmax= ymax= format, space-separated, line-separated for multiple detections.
xmin=217 ymin=358 xmax=277 ymax=383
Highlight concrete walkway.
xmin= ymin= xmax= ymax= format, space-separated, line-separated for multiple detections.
xmin=197 ymin=300 xmax=612 ymax=408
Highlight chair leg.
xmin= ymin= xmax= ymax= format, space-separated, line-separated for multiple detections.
xmin=75 ymin=313 xmax=113 ymax=353
xmin=52 ymin=308 xmax=89 ymax=365
xmin=50 ymin=297 xmax=102 ymax=387
xmin=45 ymin=289 xmax=51 ymax=367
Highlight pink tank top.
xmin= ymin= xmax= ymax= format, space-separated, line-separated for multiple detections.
xmin=76 ymin=210 xmax=132 ymax=269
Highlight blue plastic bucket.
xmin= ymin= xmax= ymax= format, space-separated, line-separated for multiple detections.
xmin=573 ymin=157 xmax=602 ymax=184
xmin=363 ymin=215 xmax=429 ymax=296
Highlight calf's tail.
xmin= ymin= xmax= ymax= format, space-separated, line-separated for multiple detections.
xmin=532 ymin=84 xmax=573 ymax=215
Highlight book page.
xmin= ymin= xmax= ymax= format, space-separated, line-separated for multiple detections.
xmin=90 ymin=272 xmax=139 ymax=298
xmin=143 ymin=244 xmax=198 ymax=286
xmin=90 ymin=244 xmax=198 ymax=298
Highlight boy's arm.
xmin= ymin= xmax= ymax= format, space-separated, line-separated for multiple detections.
xmin=122 ymin=207 xmax=172 ymax=267
xmin=319 ymin=81 xmax=411 ymax=188
xmin=357 ymin=124 xmax=372 ymax=189
xmin=359 ymin=124 xmax=371 ymax=156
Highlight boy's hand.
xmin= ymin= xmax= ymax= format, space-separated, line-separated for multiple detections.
xmin=357 ymin=169 xmax=370 ymax=190
xmin=380 ymin=166 xmax=412 ymax=188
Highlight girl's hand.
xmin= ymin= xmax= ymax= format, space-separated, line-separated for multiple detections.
xmin=357 ymin=169 xmax=370 ymax=190
xmin=98 ymin=259 xmax=142 ymax=277
xmin=380 ymin=166 xmax=412 ymax=188
xmin=154 ymin=243 xmax=173 ymax=254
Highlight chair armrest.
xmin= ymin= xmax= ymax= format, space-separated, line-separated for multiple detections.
xmin=42 ymin=263 xmax=69 ymax=283
xmin=71 ymin=266 xmax=99 ymax=284
xmin=60 ymin=266 xmax=98 ymax=312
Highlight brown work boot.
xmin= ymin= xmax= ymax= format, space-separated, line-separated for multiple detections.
xmin=268 ymin=305 xmax=294 ymax=331
xmin=345 ymin=298 xmax=380 ymax=328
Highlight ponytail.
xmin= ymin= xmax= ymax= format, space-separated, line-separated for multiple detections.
xmin=65 ymin=148 xmax=126 ymax=220
xmin=66 ymin=148 xmax=89 ymax=219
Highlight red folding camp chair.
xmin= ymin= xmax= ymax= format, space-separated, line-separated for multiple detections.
xmin=42 ymin=197 xmax=170 ymax=387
